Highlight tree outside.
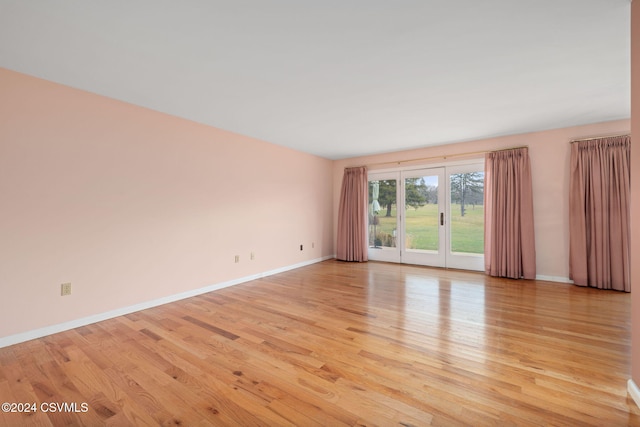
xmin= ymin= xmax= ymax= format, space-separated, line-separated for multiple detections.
xmin=405 ymin=177 xmax=428 ymax=210
xmin=376 ymin=179 xmax=397 ymax=217
xmin=449 ymin=172 xmax=484 ymax=217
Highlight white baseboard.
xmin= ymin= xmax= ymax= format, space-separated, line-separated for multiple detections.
xmin=0 ymin=255 xmax=334 ymax=349
xmin=535 ymin=275 xmax=574 ymax=284
xmin=629 ymin=379 xmax=640 ymax=410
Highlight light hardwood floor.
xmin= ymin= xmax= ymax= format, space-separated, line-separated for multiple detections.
xmin=0 ymin=260 xmax=638 ymax=426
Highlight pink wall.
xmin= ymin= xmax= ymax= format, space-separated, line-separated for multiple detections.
xmin=0 ymin=68 xmax=334 ymax=339
xmin=0 ymin=62 xmax=633 ymax=354
xmin=631 ymin=0 xmax=640 ymax=386
xmin=333 ymin=119 xmax=630 ymax=281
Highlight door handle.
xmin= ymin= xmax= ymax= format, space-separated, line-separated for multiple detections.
xmin=440 ymin=212 xmax=444 ymax=226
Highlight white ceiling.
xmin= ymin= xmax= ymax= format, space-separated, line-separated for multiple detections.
xmin=0 ymin=1 xmax=631 ymax=160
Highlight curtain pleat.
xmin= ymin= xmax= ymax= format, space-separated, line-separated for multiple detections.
xmin=484 ymin=148 xmax=536 ymax=279
xmin=336 ymin=167 xmax=368 ymax=262
xmin=569 ymin=136 xmax=630 ymax=291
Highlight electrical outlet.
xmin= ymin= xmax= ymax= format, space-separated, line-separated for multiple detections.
xmin=312 ymin=242 xmax=315 ymax=248
xmin=250 ymin=252 xmax=255 ymax=260
xmin=61 ymin=282 xmax=72 ymax=296
xmin=235 ymin=255 xmax=239 ymax=263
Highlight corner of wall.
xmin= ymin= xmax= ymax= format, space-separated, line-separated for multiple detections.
xmin=631 ymin=0 xmax=640 ymax=405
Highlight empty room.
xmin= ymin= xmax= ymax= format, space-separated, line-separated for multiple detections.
xmin=1 ymin=1 xmax=640 ymax=426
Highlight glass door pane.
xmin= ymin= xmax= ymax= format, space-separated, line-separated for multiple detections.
xmin=368 ymin=174 xmax=400 ymax=263
xmin=404 ymin=175 xmax=439 ymax=251
xmin=446 ymin=164 xmax=485 ymax=271
xmin=369 ymin=179 xmax=397 ymax=248
xmin=401 ymin=168 xmax=446 ymax=267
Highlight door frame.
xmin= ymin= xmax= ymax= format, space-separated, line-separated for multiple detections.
xmin=367 ymin=158 xmax=485 ymax=271
xmin=400 ymin=167 xmax=446 ymax=267
xmin=367 ymin=170 xmax=401 ymax=263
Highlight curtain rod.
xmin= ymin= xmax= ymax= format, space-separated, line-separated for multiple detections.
xmin=570 ymin=133 xmax=630 ymax=143
xmin=359 ymin=145 xmax=528 ymax=168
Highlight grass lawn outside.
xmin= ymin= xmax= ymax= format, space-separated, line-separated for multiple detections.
xmin=369 ymin=203 xmax=484 ymax=254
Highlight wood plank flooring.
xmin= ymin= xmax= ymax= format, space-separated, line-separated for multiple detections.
xmin=0 ymin=260 xmax=638 ymax=426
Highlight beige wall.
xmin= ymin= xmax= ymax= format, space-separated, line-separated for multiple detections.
xmin=333 ymin=119 xmax=630 ymax=281
xmin=631 ymin=0 xmax=640 ymax=386
xmin=0 ymin=68 xmax=334 ymax=340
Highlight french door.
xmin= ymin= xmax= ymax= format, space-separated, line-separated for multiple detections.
xmin=367 ymin=163 xmax=485 ymax=271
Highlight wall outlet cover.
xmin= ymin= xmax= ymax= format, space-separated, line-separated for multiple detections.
xmin=61 ymin=283 xmax=72 ymax=296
